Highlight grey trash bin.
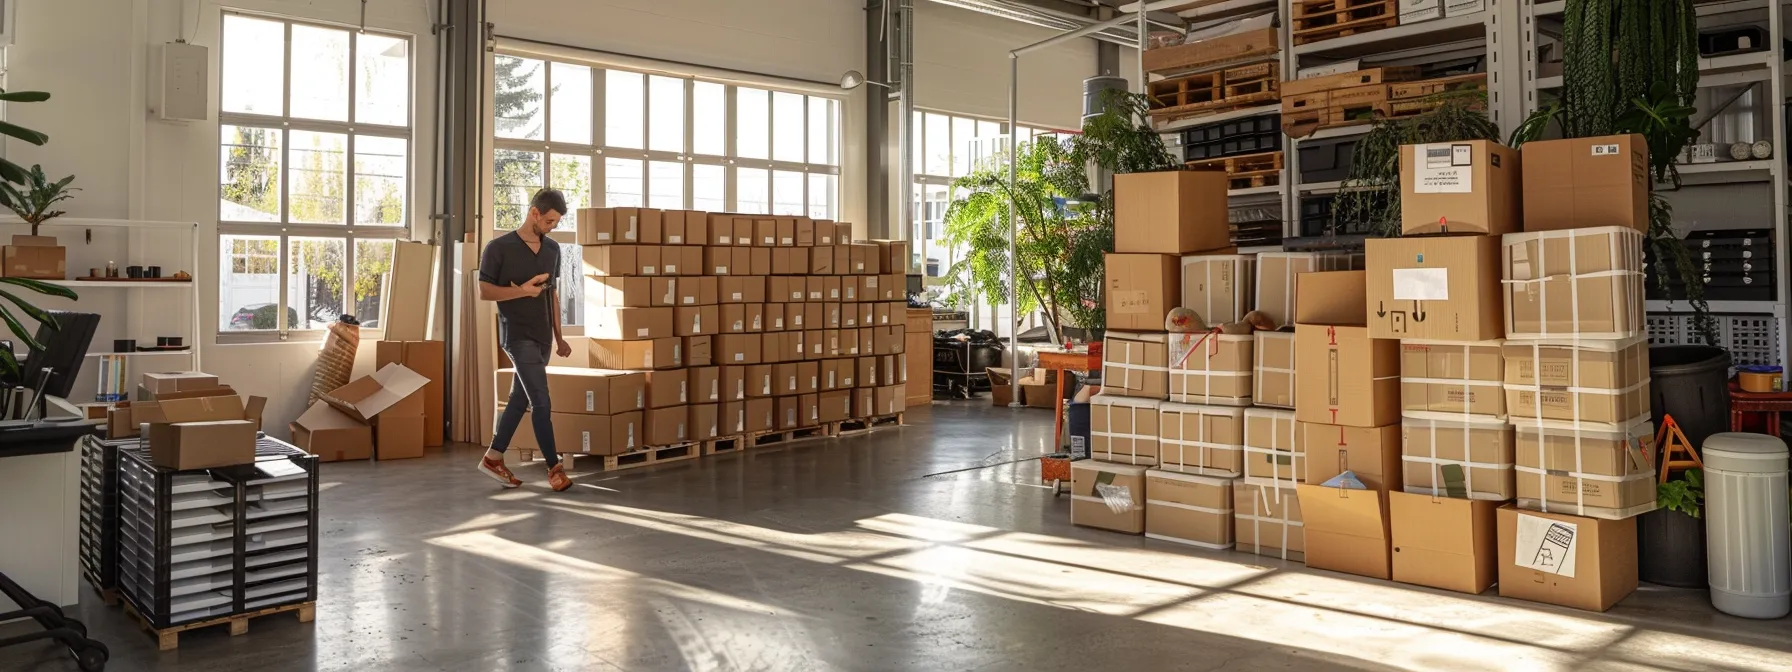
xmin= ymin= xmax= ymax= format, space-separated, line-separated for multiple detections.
xmin=1704 ymin=432 xmax=1791 ymax=619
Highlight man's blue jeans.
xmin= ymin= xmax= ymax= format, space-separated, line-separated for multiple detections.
xmin=488 ymin=339 xmax=558 ymax=467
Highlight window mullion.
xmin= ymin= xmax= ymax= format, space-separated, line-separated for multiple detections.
xmin=724 ymin=85 xmax=736 ymax=211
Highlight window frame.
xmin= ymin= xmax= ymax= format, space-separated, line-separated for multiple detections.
xmin=486 ymin=48 xmax=845 ymax=330
xmin=215 ymin=11 xmax=416 ymax=343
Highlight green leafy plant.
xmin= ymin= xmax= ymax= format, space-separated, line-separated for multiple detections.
xmin=0 ymin=164 xmax=77 ymax=236
xmin=0 ymin=277 xmax=77 ymax=385
xmin=0 ymin=89 xmax=80 ymax=387
xmin=1658 ymin=468 xmax=1705 ymax=518
xmin=1335 ymin=93 xmax=1499 ymax=237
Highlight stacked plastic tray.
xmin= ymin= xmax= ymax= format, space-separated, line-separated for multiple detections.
xmin=77 ymin=435 xmax=128 ymax=598
xmin=114 ymin=435 xmax=318 ymax=629
xmin=1181 ymin=114 xmax=1281 ymax=161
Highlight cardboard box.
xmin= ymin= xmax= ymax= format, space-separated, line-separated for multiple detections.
xmin=1298 ymin=484 xmax=1392 ymax=580
xmin=832 ymin=246 xmax=851 ymax=276
xmin=660 ymin=210 xmax=691 ymax=245
xmin=646 ymin=405 xmax=688 ymax=445
xmin=1145 ymin=470 xmax=1234 ymax=549
xmin=1157 ymin=402 xmax=1244 ymax=477
xmin=764 ymin=303 xmax=787 ymax=331
xmin=588 ymin=337 xmax=683 ymax=370
xmin=689 ymin=366 xmax=720 ymax=404
xmin=1104 ymin=253 xmax=1180 ymax=332
xmin=583 ymin=245 xmax=661 ymax=276
xmin=1503 ymin=337 xmax=1650 ymax=427
xmin=1521 ymin=135 xmax=1648 ymax=233
xmin=872 ymin=239 xmax=910 ymax=274
xmin=810 ymin=246 xmax=834 ymax=274
xmin=685 ymin=335 xmax=712 ymax=367
xmin=142 ymin=372 xmax=221 ymax=395
xmin=854 ymin=387 xmax=876 ymax=417
xmin=705 ymin=246 xmax=737 ymax=275
xmin=1400 ymin=340 xmax=1506 ymax=418
xmin=1243 ymin=407 xmax=1303 ymax=488
xmin=1365 ymin=235 xmax=1503 ymax=341
xmin=1235 ymin=482 xmax=1304 ymax=559
xmin=1253 ymin=331 xmax=1297 ymax=409
xmin=1497 ymin=505 xmax=1638 ymax=611
xmin=746 ymin=397 xmax=775 ymax=432
xmin=719 ymin=365 xmax=747 ymax=402
xmin=1254 ymin=252 xmax=1363 ymax=330
xmin=1 ymin=240 xmax=66 ymax=279
xmin=614 ymin=207 xmax=658 ymax=243
xmin=1295 ymin=324 xmax=1400 ymax=427
xmin=1403 ymin=415 xmax=1516 ymax=500
xmin=1503 ymin=227 xmax=1646 ymax=339
xmin=586 ymin=306 xmax=674 ymax=341
xmin=322 ymin=364 xmax=430 ymax=460
xmin=507 ymin=409 xmax=643 ymax=455
xmin=690 ymin=403 xmax=719 ymax=441
xmin=291 ymin=402 xmax=373 ymax=462
xmin=671 ymin=246 xmax=703 ymax=276
xmin=874 ymin=384 xmax=906 ymax=416
xmin=834 ymin=222 xmax=853 ymax=246
xmin=1180 ymin=254 xmax=1254 ymax=326
xmin=1021 ymin=375 xmax=1056 ymax=410
xmin=715 ymin=334 xmax=763 ymax=365
xmin=149 ymin=420 xmax=258 ymax=470
xmin=1090 ymin=393 xmax=1161 ymax=465
xmin=676 ymin=304 xmax=717 ymax=337
xmin=749 ymin=247 xmax=771 ymax=276
xmin=495 ymin=366 xmax=645 ymax=415
xmin=819 ymin=389 xmax=853 ymax=422
xmin=1299 ymin=422 xmax=1403 ymax=490
xmin=795 ymin=218 xmax=816 ymax=246
xmin=674 ymin=276 xmax=717 ymax=306
xmin=804 ymin=329 xmax=824 ymax=359
xmin=1390 ymin=491 xmax=1501 ymax=594
xmin=1168 ymin=332 xmax=1252 ymax=405
xmin=706 ymin=215 xmax=736 ymax=245
xmin=1515 ymin=420 xmax=1657 ymax=519
xmin=800 ymin=392 xmax=822 ymax=426
xmin=733 ymin=219 xmax=755 ymax=248
xmin=643 ymin=369 xmax=689 ymax=408
xmin=1401 ymin=140 xmax=1521 ymax=236
xmin=1103 ymin=331 xmax=1168 ymax=399
xmin=586 ymin=276 xmax=670 ymax=308
xmin=1114 ymin=171 xmax=1230 ymax=255
xmin=775 ymin=395 xmax=800 ymax=429
xmin=744 ymin=364 xmax=775 ymax=398
xmin=721 ymin=401 xmax=747 ymax=435
xmin=1070 ymin=460 xmax=1148 ymax=534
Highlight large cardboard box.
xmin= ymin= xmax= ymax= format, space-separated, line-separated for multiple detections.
xmin=677 ymin=276 xmax=718 ymax=306
xmin=291 ymin=402 xmax=373 ymax=462
xmin=1295 ymin=324 xmax=1399 ymax=427
xmin=690 ymin=366 xmax=720 ymax=404
xmin=1070 ymin=461 xmax=1148 ymax=534
xmin=1503 ymin=227 xmax=1646 ymax=339
xmin=1400 ymin=140 xmax=1521 ymax=236
xmin=1364 ymin=235 xmax=1503 ymax=341
xmin=497 ymin=367 xmax=646 ymax=414
xmin=715 ymin=334 xmax=763 ymax=365
xmin=586 ymin=307 xmax=673 ymax=340
xmin=1299 ymin=422 xmax=1403 ymax=491
xmin=689 ymin=404 xmax=720 ymax=441
xmin=1497 ymin=505 xmax=1638 ymax=611
xmin=1390 ymin=491 xmax=1501 ymax=594
xmin=1515 ymin=420 xmax=1657 ymax=519
xmin=377 ymin=340 xmax=447 ymax=446
xmin=1502 ymin=337 xmax=1651 ymax=427
xmin=646 ymin=405 xmax=689 ymax=445
xmin=1157 ymin=402 xmax=1244 ymax=477
xmin=818 ymin=389 xmax=852 ymax=423
xmin=1180 ymin=254 xmax=1254 ymax=325
xmin=1255 ymin=252 xmax=1363 ymax=330
xmin=587 ymin=337 xmax=683 ymax=370
xmin=1235 ymin=482 xmax=1304 ymax=560
xmin=1145 ymin=470 xmax=1234 ymax=550
xmin=1090 ymin=393 xmax=1161 ymax=465
xmin=507 ymin=410 xmax=643 ymax=455
xmin=1253 ymin=330 xmax=1297 ymax=409
xmin=1402 ymin=415 xmax=1516 ymax=501
xmin=322 ymin=364 xmax=430 ymax=461
xmin=744 ymin=364 xmax=775 ymax=398
xmin=644 ymin=369 xmax=688 ymax=408
xmin=1521 ymin=134 xmax=1649 ymax=233
xmin=1400 ymin=339 xmax=1505 ymax=419
xmin=583 ymin=244 xmax=661 ymax=276
xmin=1243 ymin=407 xmax=1303 ymax=488
xmin=746 ymin=397 xmax=775 ymax=432
xmin=1168 ymin=332 xmax=1252 ymax=405
xmin=585 ymin=276 xmax=668 ymax=308
xmin=1102 ymin=331 xmax=1168 ymax=400
xmin=1104 ymin=253 xmax=1180 ymax=332
xmin=1298 ymin=484 xmax=1392 ymax=580
xmin=149 ymin=420 xmax=258 ymax=470
xmin=874 ymin=384 xmax=907 ymax=416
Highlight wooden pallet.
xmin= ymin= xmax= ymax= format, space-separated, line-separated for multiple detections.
xmin=1187 ymin=151 xmax=1283 ymax=175
xmin=1148 ymin=72 xmax=1221 ymax=111
xmin=1149 ymin=90 xmax=1280 ymax=123
xmin=1390 ymin=73 xmax=1489 ymax=100
xmin=1223 ymin=62 xmax=1276 ymax=83
xmin=1293 ymin=0 xmax=1398 ymax=46
xmin=1330 ymin=100 xmax=1392 ymax=125
xmin=568 ymin=443 xmax=699 ymax=471
xmin=751 ymin=425 xmax=834 ymax=449
xmin=1224 ymin=76 xmax=1276 ymax=98
xmin=702 ymin=434 xmax=749 ymax=456
xmin=122 ymin=598 xmax=314 ymax=651
xmin=1227 ymin=172 xmax=1282 ymax=189
xmin=834 ymin=413 xmax=905 ymax=437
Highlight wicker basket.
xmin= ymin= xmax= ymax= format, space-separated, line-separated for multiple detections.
xmin=310 ymin=320 xmax=361 ymax=405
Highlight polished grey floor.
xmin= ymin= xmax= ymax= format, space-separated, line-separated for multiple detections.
xmin=5 ymin=401 xmax=1791 ymax=671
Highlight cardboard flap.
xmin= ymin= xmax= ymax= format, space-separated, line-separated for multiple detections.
xmin=293 ymin=400 xmax=369 ymax=431
xmin=147 ymin=385 xmax=237 ymax=401
xmin=323 ymin=363 xmax=431 ymax=422
xmin=138 ymin=394 xmax=247 ymax=424
xmin=1295 ymin=271 xmax=1367 ymax=326
xmin=1297 ymin=484 xmax=1387 ymax=539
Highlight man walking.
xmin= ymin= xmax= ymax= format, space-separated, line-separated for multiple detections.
xmin=477 ymin=189 xmax=575 ymax=491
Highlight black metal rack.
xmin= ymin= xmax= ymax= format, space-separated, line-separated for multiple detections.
xmin=115 ymin=435 xmax=319 ymax=630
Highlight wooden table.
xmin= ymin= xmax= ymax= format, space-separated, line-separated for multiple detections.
xmin=1730 ymin=382 xmax=1792 ymax=437
xmin=1035 ymin=349 xmax=1102 ymax=449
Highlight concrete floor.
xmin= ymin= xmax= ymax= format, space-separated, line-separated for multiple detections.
xmin=5 ymin=401 xmax=1791 ymax=671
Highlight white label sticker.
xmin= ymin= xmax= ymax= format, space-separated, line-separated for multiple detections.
xmin=710 ymin=380 xmax=719 ymax=400
xmin=717 ymin=266 xmax=729 ymax=274
xmin=679 ymin=381 xmax=688 ymax=403
xmin=855 ymin=263 xmax=864 ymax=271
xmin=636 ymin=327 xmax=649 ymax=337
xmin=781 ymin=237 xmax=792 ymax=245
xmin=763 ymin=378 xmax=772 ymax=394
xmin=794 ymin=315 xmax=804 ymax=327
xmin=810 ymin=375 xmax=818 ymax=389
xmin=684 ymin=297 xmax=696 ymax=305
xmin=736 ymin=380 xmax=744 ymax=397
xmin=843 ymin=375 xmax=853 ymax=386
xmin=791 ymin=291 xmax=803 ymax=300
xmin=810 ymin=291 xmax=821 ymax=299
xmin=830 ymin=289 xmax=839 ymax=299
xmin=643 ymin=266 xmax=657 ymax=275
xmin=828 ymin=371 xmax=836 ymax=387
xmin=732 ymin=320 xmax=743 ymax=331
xmin=787 ymin=376 xmax=797 ymax=392
xmin=775 ymin=318 xmax=784 ymax=329
xmin=1415 ymin=144 xmax=1473 ymax=194
xmin=1392 ymin=268 xmax=1449 ymax=301
xmin=846 ymin=288 xmax=856 ymax=299
xmin=753 ymin=316 xmax=762 ymax=329
xmin=1591 ymin=144 xmax=1621 ymax=156
xmin=732 ymin=292 xmax=743 ymax=301
xmin=627 ymin=424 xmax=635 ymax=448
xmin=644 ymin=350 xmax=654 ymax=367
xmin=734 ymin=353 xmax=744 ymax=362
xmin=673 ymin=344 xmax=682 ymax=365
xmin=719 ymin=236 xmax=732 ymax=245
xmin=581 ymin=431 xmax=591 ymax=451
xmin=694 ymin=314 xmax=703 ymax=332
xmin=867 ymin=277 xmax=878 ymax=287
xmin=665 ymin=264 xmax=678 ymax=274
xmin=735 ymin=411 xmax=745 ymax=432
xmin=585 ymin=390 xmax=596 ymax=412
xmin=636 ymin=390 xmax=644 ymax=408
xmin=598 ymin=232 xmax=612 ymax=241
xmin=1513 ymin=513 xmax=1578 ymax=578
xmin=669 ymin=235 xmax=683 ymax=244
xmin=763 ymin=236 xmax=774 ymax=245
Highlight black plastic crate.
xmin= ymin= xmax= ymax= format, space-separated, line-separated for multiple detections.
xmin=1221 ymin=132 xmax=1281 ymax=156
xmin=78 ymin=436 xmax=128 ymax=598
xmin=1298 ymin=137 xmax=1359 ymax=183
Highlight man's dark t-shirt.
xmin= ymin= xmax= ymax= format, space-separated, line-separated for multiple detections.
xmin=479 ymin=231 xmax=560 ymax=347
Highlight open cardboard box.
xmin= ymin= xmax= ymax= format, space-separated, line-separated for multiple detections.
xmin=315 ymin=363 xmax=431 ymax=461
xmin=134 ymin=391 xmax=268 ymax=470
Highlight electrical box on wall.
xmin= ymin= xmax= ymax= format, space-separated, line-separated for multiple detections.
xmin=152 ymin=41 xmax=208 ymax=122
xmin=0 ymin=0 xmax=16 ymax=48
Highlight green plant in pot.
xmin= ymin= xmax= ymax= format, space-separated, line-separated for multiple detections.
xmin=0 ymin=164 xmax=77 ymax=236
xmin=1658 ymin=468 xmax=1705 ymax=519
xmin=0 ymin=88 xmax=80 ymax=389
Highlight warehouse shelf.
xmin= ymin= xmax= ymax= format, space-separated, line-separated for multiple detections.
xmin=1229 ymin=185 xmax=1282 ymax=199
xmin=1536 ymin=75 xmax=1562 ymax=89
xmin=1291 ymin=12 xmax=1486 ymax=60
xmin=1297 ymin=180 xmax=1343 ymax=195
xmin=1667 ymin=160 xmax=1778 ymax=186
xmin=1155 ymin=103 xmax=1280 ymax=134
xmin=1648 ymin=299 xmax=1783 ymax=315
xmin=1534 ymin=0 xmax=1565 ymax=15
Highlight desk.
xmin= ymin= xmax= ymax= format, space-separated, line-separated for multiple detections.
xmin=1035 ymin=349 xmax=1101 ymax=448
xmin=0 ymin=422 xmax=95 ymax=611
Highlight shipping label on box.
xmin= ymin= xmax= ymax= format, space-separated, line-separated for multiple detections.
xmin=1365 ymin=235 xmax=1504 ymax=341
xmin=1168 ymin=333 xmax=1253 ymax=405
xmin=1090 ymin=393 xmax=1161 ymax=466
xmin=1402 ymin=415 xmax=1516 ymax=501
xmin=1157 ymin=402 xmax=1244 ymax=477
xmin=1253 ymin=331 xmax=1298 ymax=409
xmin=1497 ymin=505 xmax=1638 ymax=611
xmin=1243 ymin=407 xmax=1303 ymax=488
xmin=1400 ymin=339 xmax=1506 ymax=419
xmin=1071 ymin=461 xmax=1148 ymax=534
xmin=1102 ymin=331 xmax=1169 ymax=399
xmin=1235 ymin=482 xmax=1304 ymax=559
xmin=1180 ymin=254 xmax=1255 ymax=326
xmin=1145 ymin=469 xmax=1235 ymax=550
xmin=1295 ymin=324 xmax=1400 ymax=427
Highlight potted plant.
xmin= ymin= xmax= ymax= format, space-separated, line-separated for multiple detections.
xmin=0 ymin=88 xmax=74 ymax=280
xmin=0 ymin=88 xmax=80 ymax=387
xmin=1641 ymin=468 xmax=1709 ymax=587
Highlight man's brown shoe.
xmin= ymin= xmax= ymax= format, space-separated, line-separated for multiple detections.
xmin=547 ymin=463 xmax=573 ymax=492
xmin=478 ymin=455 xmax=522 ymax=488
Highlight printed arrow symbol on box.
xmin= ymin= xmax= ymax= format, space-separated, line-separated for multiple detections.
xmin=1377 ymin=301 xmax=1386 ymax=318
xmin=1413 ymin=301 xmax=1427 ymax=322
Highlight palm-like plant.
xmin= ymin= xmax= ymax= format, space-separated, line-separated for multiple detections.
xmin=0 ymin=277 xmax=77 ymax=384
xmin=0 ymin=165 xmax=78 ymax=236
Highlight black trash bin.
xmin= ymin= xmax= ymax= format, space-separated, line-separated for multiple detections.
xmin=1641 ymin=345 xmax=1731 ymax=588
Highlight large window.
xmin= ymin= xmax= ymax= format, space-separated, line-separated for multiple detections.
xmin=217 ymin=14 xmax=412 ymax=338
xmin=491 ymin=52 xmax=843 ymax=327
xmin=911 ymin=111 xmax=1049 ymax=280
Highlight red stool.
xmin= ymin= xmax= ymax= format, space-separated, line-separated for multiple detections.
xmin=1729 ymin=381 xmax=1792 ymax=437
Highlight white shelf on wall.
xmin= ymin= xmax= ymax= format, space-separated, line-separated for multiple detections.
xmin=61 ymin=280 xmax=197 ymax=289
xmin=84 ymin=350 xmax=195 ymax=359
xmin=1155 ymin=104 xmax=1281 ymax=135
xmin=1648 ymin=300 xmax=1782 ymax=315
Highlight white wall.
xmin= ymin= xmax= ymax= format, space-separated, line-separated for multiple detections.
xmin=912 ymin=2 xmax=1103 ymax=131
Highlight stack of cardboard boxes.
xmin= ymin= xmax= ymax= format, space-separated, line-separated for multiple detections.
xmin=108 ymin=372 xmax=269 ymax=470
xmin=496 ymin=208 xmax=910 ymax=461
